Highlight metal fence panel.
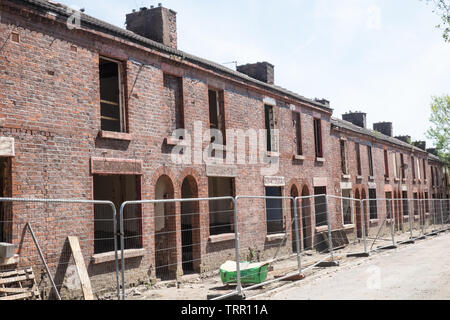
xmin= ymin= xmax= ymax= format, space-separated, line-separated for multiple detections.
xmin=119 ymin=197 xmax=240 ymax=300
xmin=0 ymin=198 xmax=119 ymax=300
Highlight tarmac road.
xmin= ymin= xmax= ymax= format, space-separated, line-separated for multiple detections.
xmin=260 ymin=231 xmax=450 ymax=300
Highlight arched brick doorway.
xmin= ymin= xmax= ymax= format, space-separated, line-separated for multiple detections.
xmin=154 ymin=175 xmax=176 ymax=280
xmin=181 ymin=176 xmax=201 ymax=274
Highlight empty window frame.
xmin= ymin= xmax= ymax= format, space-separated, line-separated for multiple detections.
xmin=431 ymin=166 xmax=435 ymax=186
xmin=208 ymin=89 xmax=226 ymax=144
xmin=355 ymin=143 xmax=362 ymax=176
xmin=413 ymin=192 xmax=419 ymax=216
xmin=265 ymin=105 xmax=276 ymax=152
xmin=425 ymin=192 xmax=430 ymax=213
xmin=293 ymin=111 xmax=302 ymax=155
xmin=384 ymin=150 xmax=389 ymax=178
xmin=164 ymin=74 xmax=184 ymax=132
xmin=367 ymin=146 xmax=374 ymax=177
xmin=422 ymin=159 xmax=427 ymax=181
xmin=93 ymin=175 xmax=141 ymax=254
xmin=313 ymin=118 xmax=323 ymax=158
xmin=369 ymin=189 xmax=378 ymax=220
xmin=411 ymin=156 xmax=416 ymax=180
xmin=99 ymin=57 xmax=126 ymax=132
xmin=314 ymin=187 xmax=327 ymax=227
xmin=265 ymin=187 xmax=284 ymax=234
xmin=208 ymin=177 xmax=235 ymax=236
xmin=340 ymin=139 xmax=349 ymax=175
xmin=417 ymin=158 xmax=421 ymax=181
xmin=341 ymin=189 xmax=353 ymax=225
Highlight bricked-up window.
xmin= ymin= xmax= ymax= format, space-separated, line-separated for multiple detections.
xmin=383 ymin=150 xmax=389 ymax=178
xmin=369 ymin=189 xmax=378 ymax=220
xmin=411 ymin=156 xmax=416 ymax=180
xmin=164 ymin=74 xmax=184 ymax=132
xmin=341 ymin=189 xmax=353 ymax=225
xmin=314 ymin=187 xmax=327 ymax=227
xmin=355 ymin=143 xmax=362 ymax=176
xmin=340 ymin=139 xmax=349 ymax=175
xmin=93 ymin=175 xmax=141 ymax=254
xmin=208 ymin=177 xmax=235 ymax=236
xmin=367 ymin=146 xmax=374 ymax=177
xmin=99 ymin=57 xmax=126 ymax=132
xmin=208 ymin=89 xmax=226 ymax=145
xmin=265 ymin=105 xmax=276 ymax=152
xmin=265 ymin=187 xmax=284 ymax=234
xmin=313 ymin=118 xmax=323 ymax=158
xmin=0 ymin=158 xmax=11 ymax=243
xmin=293 ymin=111 xmax=302 ymax=155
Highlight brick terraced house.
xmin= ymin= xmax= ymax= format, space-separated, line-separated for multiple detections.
xmin=0 ymin=0 xmax=448 ymax=295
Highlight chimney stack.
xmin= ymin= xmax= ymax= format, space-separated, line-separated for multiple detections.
xmin=342 ymin=111 xmax=367 ymax=128
xmin=373 ymin=122 xmax=393 ymax=137
xmin=315 ymin=99 xmax=330 ymax=107
xmin=126 ymin=6 xmax=177 ymax=49
xmin=395 ymin=135 xmax=411 ymax=144
xmin=237 ymin=62 xmax=274 ymax=85
xmin=412 ymin=141 xmax=426 ymax=151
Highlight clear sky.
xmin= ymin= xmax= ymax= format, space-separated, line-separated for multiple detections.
xmin=60 ymin=0 xmax=450 ymax=147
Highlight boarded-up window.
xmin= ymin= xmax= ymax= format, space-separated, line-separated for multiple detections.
xmin=99 ymin=57 xmax=126 ymax=132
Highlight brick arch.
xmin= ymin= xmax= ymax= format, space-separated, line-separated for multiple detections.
xmin=286 ymin=179 xmax=301 ymax=198
xmin=299 ymin=183 xmax=313 ymax=250
xmin=178 ymin=167 xmax=205 ymax=197
xmin=151 ymin=166 xmax=179 ymax=199
xmin=286 ymin=179 xmax=300 ymax=253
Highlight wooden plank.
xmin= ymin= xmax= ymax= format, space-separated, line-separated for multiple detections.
xmin=68 ymin=236 xmax=94 ymax=300
xmin=0 ymin=287 xmax=30 ymax=294
xmin=0 ymin=268 xmax=33 ymax=277
xmin=0 ymin=292 xmax=32 ymax=301
xmin=0 ymin=274 xmax=35 ymax=285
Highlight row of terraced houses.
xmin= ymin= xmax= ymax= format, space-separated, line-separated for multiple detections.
xmin=0 ymin=0 xmax=448 ymax=293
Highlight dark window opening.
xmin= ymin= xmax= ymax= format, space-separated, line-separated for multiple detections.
xmin=314 ymin=118 xmax=323 ymax=158
xmin=208 ymin=89 xmax=226 ymax=145
xmin=383 ymin=150 xmax=389 ymax=178
xmin=369 ymin=189 xmax=378 ymax=220
xmin=93 ymin=175 xmax=141 ymax=254
xmin=340 ymin=140 xmax=348 ymax=175
xmin=265 ymin=187 xmax=284 ymax=234
xmin=423 ymin=159 xmax=427 ymax=180
xmin=385 ymin=192 xmax=392 ymax=219
xmin=413 ymin=193 xmax=419 ymax=216
xmin=293 ymin=112 xmax=302 ymax=155
xmin=425 ymin=192 xmax=430 ymax=213
xmin=355 ymin=143 xmax=362 ymax=176
xmin=208 ymin=177 xmax=234 ymax=236
xmin=342 ymin=189 xmax=353 ymax=225
xmin=265 ymin=105 xmax=276 ymax=152
xmin=400 ymin=154 xmax=405 ymax=179
xmin=314 ymin=187 xmax=327 ymax=227
xmin=368 ymin=146 xmax=374 ymax=177
xmin=402 ymin=191 xmax=409 ymax=217
xmin=0 ymin=158 xmax=12 ymax=243
xmin=411 ymin=156 xmax=416 ymax=180
xmin=99 ymin=57 xmax=125 ymax=132
xmin=164 ymin=74 xmax=184 ymax=133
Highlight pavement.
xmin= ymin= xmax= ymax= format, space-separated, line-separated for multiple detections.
xmin=257 ymin=231 xmax=450 ymax=300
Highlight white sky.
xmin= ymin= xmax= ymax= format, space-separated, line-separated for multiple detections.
xmin=61 ymin=0 xmax=450 ymax=147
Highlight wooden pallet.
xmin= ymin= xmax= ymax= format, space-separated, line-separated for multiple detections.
xmin=0 ymin=268 xmax=41 ymax=300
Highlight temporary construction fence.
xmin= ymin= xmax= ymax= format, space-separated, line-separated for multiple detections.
xmin=0 ymin=198 xmax=120 ymax=300
xmin=1 ymin=195 xmax=448 ymax=300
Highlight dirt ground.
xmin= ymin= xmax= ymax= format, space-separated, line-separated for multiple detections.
xmin=99 ymin=224 xmax=449 ymax=300
xmin=256 ymin=231 xmax=450 ymax=300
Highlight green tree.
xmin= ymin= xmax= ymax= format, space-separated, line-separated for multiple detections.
xmin=423 ymin=0 xmax=450 ymax=42
xmin=426 ymin=95 xmax=450 ymax=165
